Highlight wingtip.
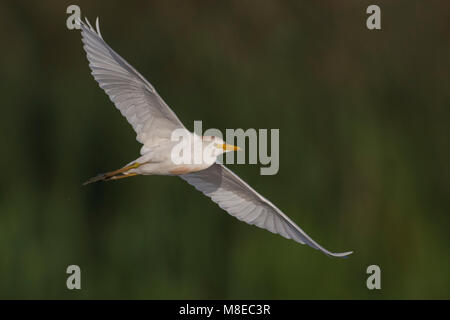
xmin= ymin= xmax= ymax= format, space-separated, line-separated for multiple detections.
xmin=329 ymin=251 xmax=353 ymax=258
xmin=77 ymin=15 xmax=103 ymax=38
xmin=95 ymin=17 xmax=102 ymax=38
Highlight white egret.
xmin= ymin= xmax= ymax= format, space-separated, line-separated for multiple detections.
xmin=79 ymin=18 xmax=352 ymax=258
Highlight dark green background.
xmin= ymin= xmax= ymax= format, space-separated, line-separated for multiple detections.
xmin=0 ymin=1 xmax=448 ymax=299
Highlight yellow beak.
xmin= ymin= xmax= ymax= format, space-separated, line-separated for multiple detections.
xmin=222 ymin=143 xmax=240 ymax=151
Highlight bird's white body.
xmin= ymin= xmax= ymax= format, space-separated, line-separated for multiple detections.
xmin=79 ymin=18 xmax=352 ymax=258
xmin=130 ymin=133 xmax=229 ymax=176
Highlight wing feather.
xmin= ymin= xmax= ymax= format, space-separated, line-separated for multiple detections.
xmin=181 ymin=163 xmax=352 ymax=258
xmin=79 ymin=18 xmax=185 ymax=150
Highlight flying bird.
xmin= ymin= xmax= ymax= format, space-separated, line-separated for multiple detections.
xmin=79 ymin=18 xmax=352 ymax=258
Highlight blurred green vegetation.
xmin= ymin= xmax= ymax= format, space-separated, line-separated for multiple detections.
xmin=0 ymin=1 xmax=449 ymax=299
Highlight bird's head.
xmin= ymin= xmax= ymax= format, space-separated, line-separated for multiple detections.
xmin=202 ymin=136 xmax=240 ymax=158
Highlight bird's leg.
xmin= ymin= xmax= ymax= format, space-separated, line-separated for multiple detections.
xmin=105 ymin=172 xmax=138 ymax=181
xmin=83 ymin=162 xmax=143 ymax=185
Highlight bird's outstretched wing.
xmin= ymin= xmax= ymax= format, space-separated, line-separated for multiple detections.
xmin=181 ymin=164 xmax=352 ymax=257
xmin=79 ymin=18 xmax=185 ymax=150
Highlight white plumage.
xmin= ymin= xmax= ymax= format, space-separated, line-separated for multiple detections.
xmin=81 ymin=18 xmax=185 ymax=150
xmin=80 ymin=18 xmax=352 ymax=258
